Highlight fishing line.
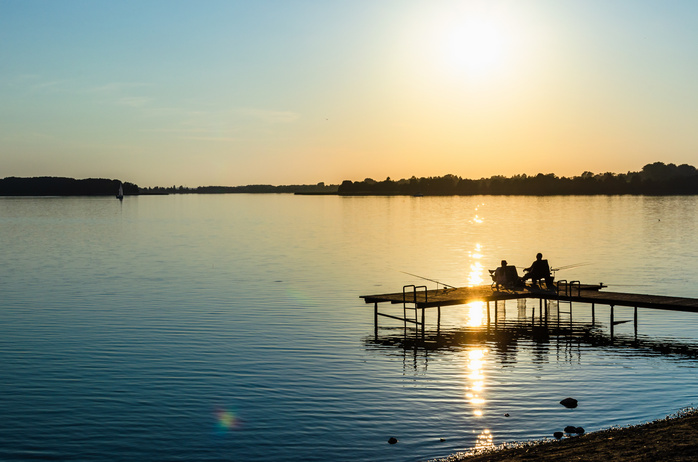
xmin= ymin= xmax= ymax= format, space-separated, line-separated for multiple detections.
xmin=399 ymin=270 xmax=457 ymax=290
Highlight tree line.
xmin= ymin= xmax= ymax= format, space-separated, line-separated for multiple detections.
xmin=0 ymin=177 xmax=139 ymax=196
xmin=140 ymin=182 xmax=338 ymax=195
xmin=0 ymin=178 xmax=337 ymax=196
xmin=3 ymin=162 xmax=696 ymax=197
xmin=337 ymin=162 xmax=698 ymax=196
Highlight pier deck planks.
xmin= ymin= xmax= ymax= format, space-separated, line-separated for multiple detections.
xmin=361 ymin=284 xmax=698 ymax=313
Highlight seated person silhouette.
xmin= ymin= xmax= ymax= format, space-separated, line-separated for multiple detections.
xmin=522 ymin=253 xmax=554 ymax=289
xmin=491 ymin=260 xmax=522 ymax=290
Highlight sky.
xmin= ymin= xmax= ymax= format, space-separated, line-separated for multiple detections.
xmin=2 ymin=0 xmax=698 ymax=187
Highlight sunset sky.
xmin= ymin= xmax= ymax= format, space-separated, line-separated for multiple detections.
xmin=2 ymin=1 xmax=697 ymax=187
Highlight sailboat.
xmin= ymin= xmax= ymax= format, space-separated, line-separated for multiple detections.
xmin=116 ymin=183 xmax=124 ymax=200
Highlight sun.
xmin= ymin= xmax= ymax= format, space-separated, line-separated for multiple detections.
xmin=442 ymin=18 xmax=510 ymax=79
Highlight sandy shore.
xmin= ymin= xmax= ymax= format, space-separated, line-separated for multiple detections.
xmin=434 ymin=408 xmax=698 ymax=462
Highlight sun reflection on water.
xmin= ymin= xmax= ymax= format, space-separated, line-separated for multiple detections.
xmin=464 ymin=347 xmax=494 ymax=447
xmin=467 ymin=243 xmax=485 ymax=286
xmin=466 ymin=302 xmax=486 ymax=327
xmin=472 ymin=203 xmax=485 ymax=224
xmin=475 ymin=429 xmax=494 ymax=450
xmin=465 ymin=242 xmax=487 ymax=326
xmin=461 ymin=237 xmax=495 ymax=443
xmin=465 ymin=348 xmax=487 ymax=416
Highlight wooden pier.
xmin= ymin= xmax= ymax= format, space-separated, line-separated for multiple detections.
xmin=361 ymin=281 xmax=698 ymax=340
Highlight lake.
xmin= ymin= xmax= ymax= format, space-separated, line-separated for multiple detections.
xmin=1 ymin=194 xmax=698 ymax=461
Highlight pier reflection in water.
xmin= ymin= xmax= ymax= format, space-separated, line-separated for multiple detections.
xmin=366 ymin=298 xmax=698 ymax=454
xmin=368 ymin=298 xmax=698 ymax=360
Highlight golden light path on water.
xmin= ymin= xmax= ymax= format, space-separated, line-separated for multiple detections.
xmin=465 ymin=349 xmax=486 ymax=417
xmin=463 ymin=224 xmax=494 ymax=449
xmin=466 ymin=237 xmax=487 ymax=327
xmin=467 ymin=242 xmax=485 ymax=287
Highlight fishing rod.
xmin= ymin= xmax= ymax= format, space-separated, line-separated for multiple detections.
xmin=512 ymin=262 xmax=589 ymax=272
xmin=551 ymin=262 xmax=591 ymax=272
xmin=399 ymin=271 xmax=458 ymax=290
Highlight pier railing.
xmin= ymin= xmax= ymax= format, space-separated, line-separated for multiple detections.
xmin=402 ymin=285 xmax=427 ymax=334
xmin=556 ymin=280 xmax=582 ymax=297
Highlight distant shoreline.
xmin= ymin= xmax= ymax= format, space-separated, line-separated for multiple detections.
xmin=5 ymin=190 xmax=698 ymax=198
xmin=338 ymin=162 xmax=698 ymax=196
xmin=6 ymin=191 xmax=698 ymax=197
xmin=3 ymin=162 xmax=698 ymax=196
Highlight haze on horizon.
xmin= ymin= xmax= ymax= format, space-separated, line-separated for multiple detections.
xmin=2 ymin=1 xmax=697 ymax=188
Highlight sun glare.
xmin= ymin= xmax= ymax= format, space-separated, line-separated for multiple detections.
xmin=426 ymin=7 xmax=523 ymax=83
xmin=445 ymin=20 xmax=508 ymax=77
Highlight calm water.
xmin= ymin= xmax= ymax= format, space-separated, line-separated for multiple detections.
xmin=1 ymin=194 xmax=698 ymax=461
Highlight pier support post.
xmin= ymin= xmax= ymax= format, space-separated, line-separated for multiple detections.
xmin=487 ymin=301 xmax=491 ymax=327
xmin=374 ymin=302 xmax=378 ymax=340
xmin=610 ymin=305 xmax=615 ymax=342
xmin=437 ymin=305 xmax=441 ymax=336
xmin=634 ymin=306 xmax=638 ymax=340
xmin=591 ymin=303 xmax=595 ymax=326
